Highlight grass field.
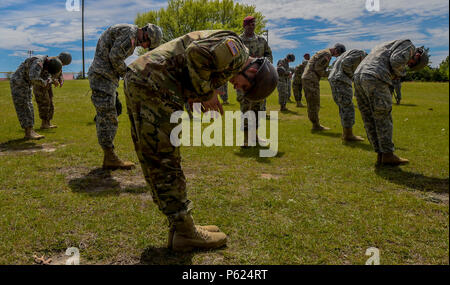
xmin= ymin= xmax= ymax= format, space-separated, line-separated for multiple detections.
xmin=0 ymin=79 xmax=448 ymax=265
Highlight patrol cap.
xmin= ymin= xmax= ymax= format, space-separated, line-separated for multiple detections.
xmin=334 ymin=43 xmax=346 ymax=55
xmin=242 ymin=57 xmax=279 ymax=102
xmin=286 ymin=53 xmax=295 ymax=61
xmin=243 ymin=16 xmax=256 ymax=26
xmin=58 ymin=52 xmax=72 ymax=65
xmin=409 ymin=46 xmax=429 ymax=71
xmin=46 ymin=57 xmax=63 ymax=75
xmin=143 ymin=24 xmax=163 ymax=49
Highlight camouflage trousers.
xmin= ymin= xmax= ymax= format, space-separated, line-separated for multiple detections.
xmin=10 ymin=79 xmax=34 ymax=129
xmin=33 ymin=84 xmax=54 ymax=121
xmin=329 ymin=80 xmax=355 ymax=129
xmin=124 ymin=70 xmax=191 ymax=223
xmin=218 ymin=84 xmax=228 ymax=102
xmin=237 ymin=90 xmax=262 ymax=131
xmin=292 ymin=82 xmax=303 ymax=102
xmin=354 ymin=74 xmax=394 ymax=153
xmin=277 ymin=77 xmax=290 ymax=107
xmin=288 ymin=77 xmax=293 ymax=100
xmin=302 ymin=78 xmax=321 ymax=125
xmin=91 ymin=90 xmax=118 ymax=149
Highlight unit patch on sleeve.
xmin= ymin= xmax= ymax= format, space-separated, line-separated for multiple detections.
xmin=226 ymin=39 xmax=240 ymax=57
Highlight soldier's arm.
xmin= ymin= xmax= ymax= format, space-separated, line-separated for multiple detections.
xmin=341 ymin=54 xmax=358 ymax=78
xmin=186 ymin=36 xmax=248 ymax=101
xmin=109 ymin=35 xmax=134 ymax=77
xmin=264 ymin=39 xmax=273 ymax=63
xmin=314 ymin=53 xmax=331 ymax=78
xmin=277 ymin=60 xmax=288 ymax=76
xmin=390 ymin=40 xmax=415 ymax=78
xmin=29 ymin=59 xmax=49 ymax=87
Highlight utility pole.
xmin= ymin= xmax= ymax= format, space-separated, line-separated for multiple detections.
xmin=82 ymin=0 xmax=85 ymax=78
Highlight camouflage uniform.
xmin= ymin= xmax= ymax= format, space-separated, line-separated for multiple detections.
xmin=238 ymin=33 xmax=272 ymax=127
xmin=328 ymin=49 xmax=367 ymax=128
xmin=218 ymin=83 xmax=228 ymax=103
xmin=302 ymin=49 xmax=332 ymax=125
xmin=354 ymin=39 xmax=416 ymax=153
xmin=124 ymin=30 xmax=249 ymax=222
xmin=33 ymin=71 xmax=63 ymax=121
xmin=277 ymin=57 xmax=292 ymax=108
xmin=10 ymin=56 xmax=50 ymax=129
xmin=292 ymin=60 xmax=308 ymax=103
xmin=88 ymin=24 xmax=139 ymax=149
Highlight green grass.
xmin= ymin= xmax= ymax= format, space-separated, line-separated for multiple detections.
xmin=0 ymin=79 xmax=448 ymax=265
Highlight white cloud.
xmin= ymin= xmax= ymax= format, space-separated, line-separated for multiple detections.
xmin=0 ymin=0 xmax=166 ymax=51
xmin=237 ymin=0 xmax=448 ymax=63
xmin=268 ymin=26 xmax=300 ymax=50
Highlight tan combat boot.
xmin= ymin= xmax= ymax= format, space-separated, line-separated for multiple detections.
xmin=24 ymin=127 xmax=45 ymax=140
xmin=40 ymin=120 xmax=57 ymax=129
xmin=381 ymin=152 xmax=409 ymax=166
xmin=103 ymin=147 xmax=135 ymax=170
xmin=169 ymin=214 xmax=227 ymax=252
xmin=342 ymin=128 xmax=364 ymax=142
xmin=312 ymin=124 xmax=330 ymax=131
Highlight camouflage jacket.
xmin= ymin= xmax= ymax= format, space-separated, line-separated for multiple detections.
xmin=292 ymin=60 xmax=308 ymax=85
xmin=239 ymin=33 xmax=273 ymax=63
xmin=88 ymin=24 xmax=138 ymax=84
xmin=355 ymin=39 xmax=415 ymax=86
xmin=277 ymin=58 xmax=291 ymax=79
xmin=128 ymin=30 xmax=249 ymax=102
xmin=328 ymin=49 xmax=367 ymax=86
xmin=11 ymin=55 xmax=50 ymax=87
xmin=302 ymin=48 xmax=332 ymax=81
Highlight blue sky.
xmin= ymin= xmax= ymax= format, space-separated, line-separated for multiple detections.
xmin=0 ymin=0 xmax=448 ymax=74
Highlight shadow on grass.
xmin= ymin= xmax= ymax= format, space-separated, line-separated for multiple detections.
xmin=139 ymin=247 xmax=194 ymax=265
xmin=396 ymin=103 xmax=417 ymax=107
xmin=0 ymin=138 xmax=42 ymax=152
xmin=69 ymin=167 xmax=148 ymax=196
xmin=311 ymin=131 xmax=342 ymax=138
xmin=280 ymin=109 xmax=299 ymax=115
xmin=234 ymin=146 xmax=285 ymax=163
xmin=375 ymin=166 xmax=449 ymax=194
xmin=342 ymin=140 xmax=374 ymax=152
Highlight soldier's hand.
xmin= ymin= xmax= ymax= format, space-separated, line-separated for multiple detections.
xmin=202 ymin=92 xmax=224 ymax=116
xmin=46 ymin=78 xmax=53 ymax=87
xmin=59 ymin=79 xmax=64 ymax=88
xmin=215 ymin=89 xmax=225 ymax=96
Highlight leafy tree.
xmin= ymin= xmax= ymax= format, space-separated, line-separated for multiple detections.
xmin=439 ymin=55 xmax=449 ymax=81
xmin=404 ymin=51 xmax=449 ymax=82
xmin=135 ymin=0 xmax=267 ymax=44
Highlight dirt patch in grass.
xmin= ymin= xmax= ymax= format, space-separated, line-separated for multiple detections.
xmin=60 ymin=166 xmax=149 ymax=197
xmin=260 ymin=173 xmax=281 ymax=180
xmin=423 ymin=193 xmax=449 ymax=205
xmin=0 ymin=141 xmax=66 ymax=156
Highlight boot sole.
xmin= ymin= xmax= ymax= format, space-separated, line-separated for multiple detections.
xmin=103 ymin=165 xmax=136 ymax=170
